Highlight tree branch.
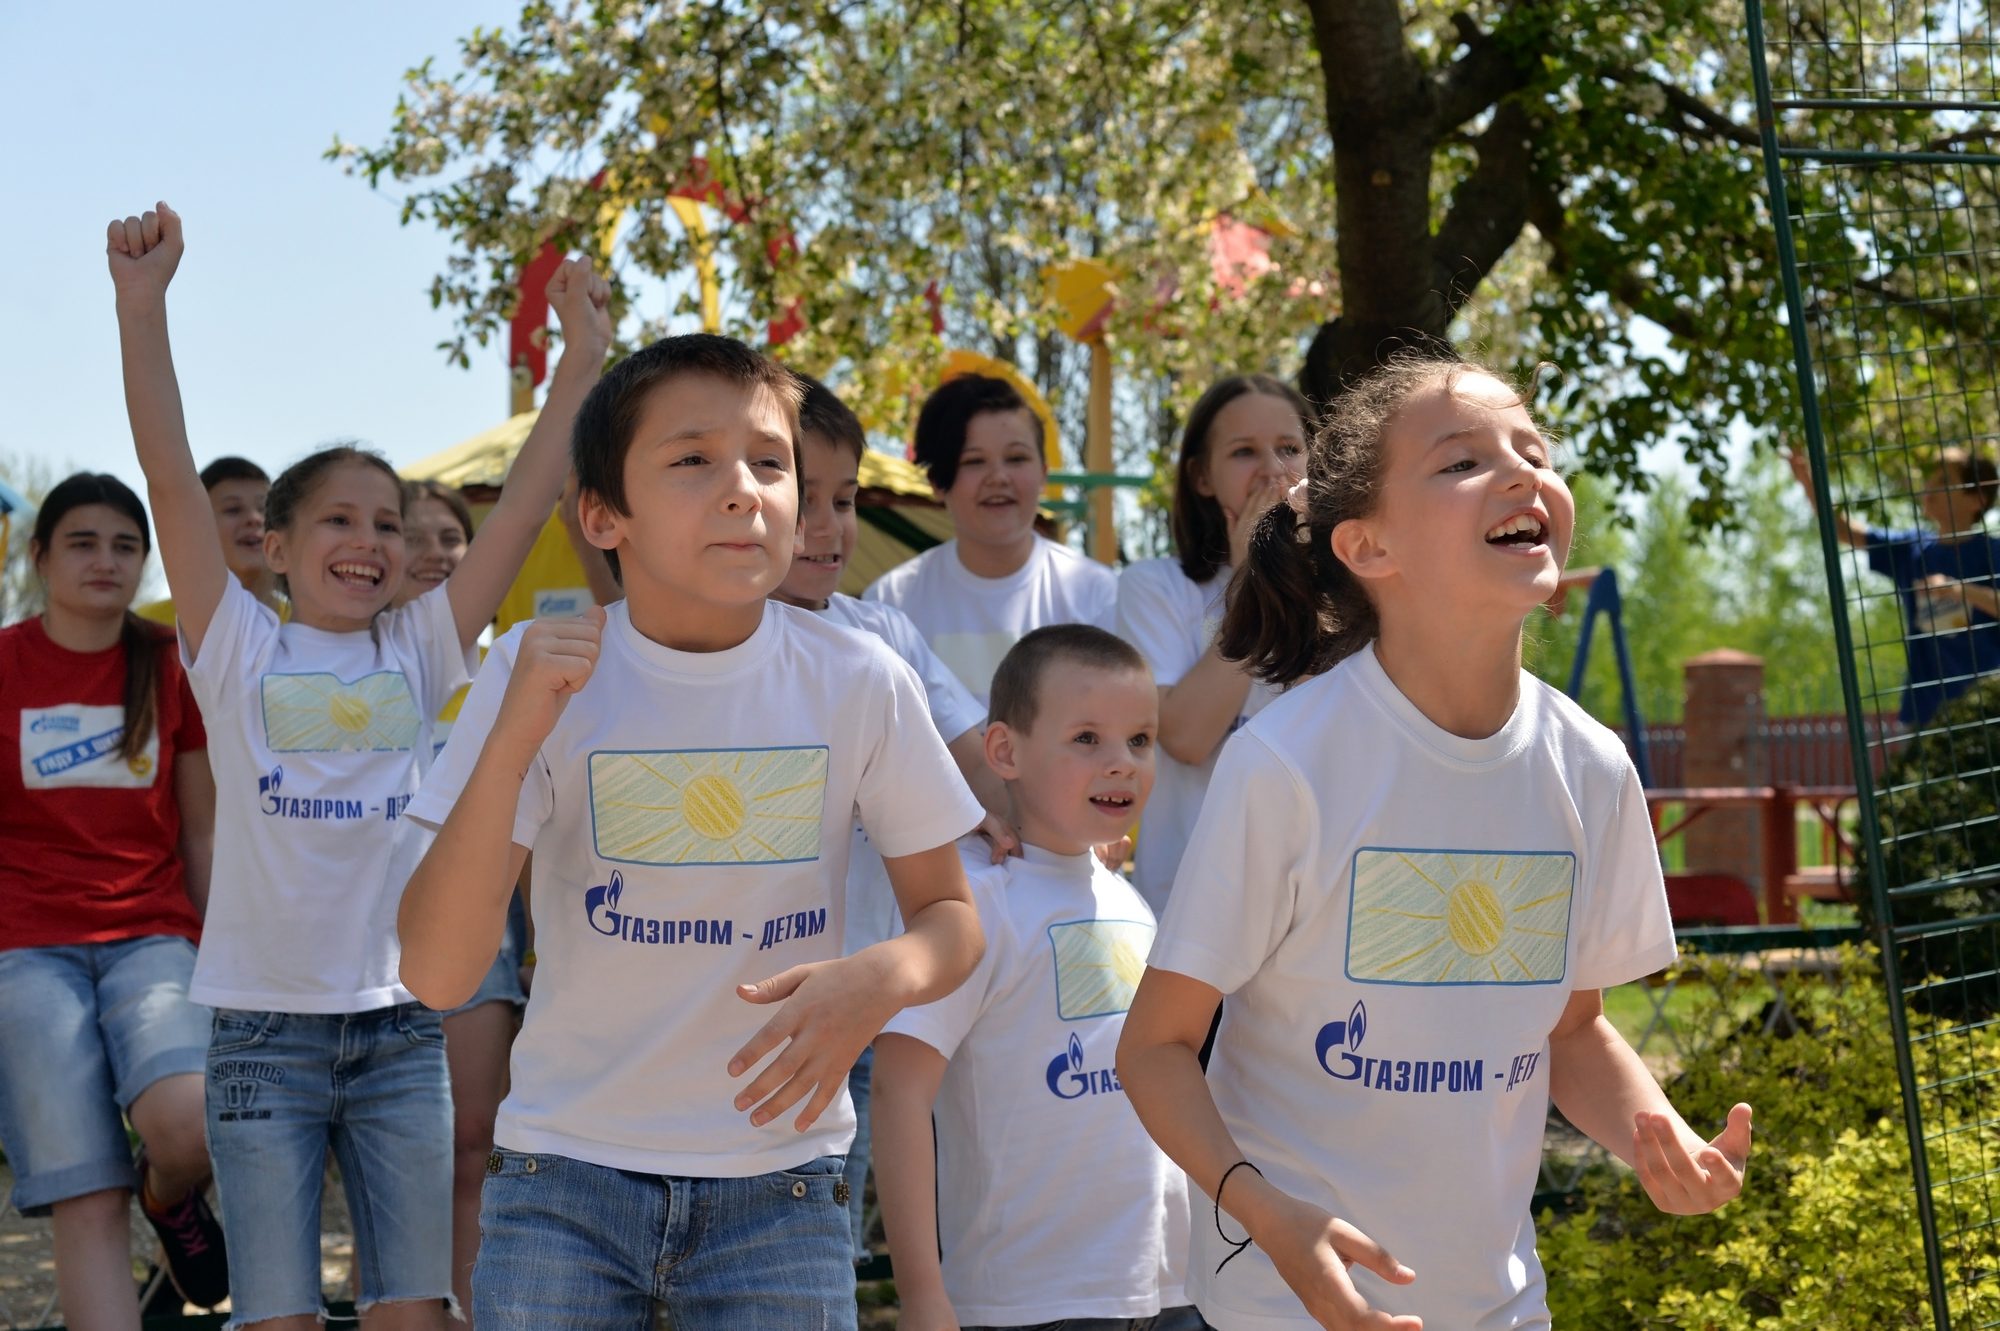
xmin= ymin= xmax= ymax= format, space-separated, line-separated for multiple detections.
xmin=1433 ymin=98 xmax=1535 ymax=319
xmin=1434 ymin=12 xmax=1535 ymax=134
xmin=1600 ymin=68 xmax=1761 ymax=148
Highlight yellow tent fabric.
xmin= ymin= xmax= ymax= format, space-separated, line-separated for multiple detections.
xmin=401 ymin=410 xmax=951 ymax=603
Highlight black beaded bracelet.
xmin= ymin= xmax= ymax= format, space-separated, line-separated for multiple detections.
xmin=1214 ymin=1159 xmax=1264 ymax=1274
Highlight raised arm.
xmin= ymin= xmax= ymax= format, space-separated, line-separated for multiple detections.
xmin=443 ymin=259 xmax=614 ymax=648
xmin=107 ymin=204 xmax=231 ymax=657
xmin=1787 ymin=450 xmax=1869 ymax=550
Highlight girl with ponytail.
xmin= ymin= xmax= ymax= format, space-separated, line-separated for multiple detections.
xmin=1119 ymin=351 xmax=1756 ymax=1330
xmin=0 ymin=472 xmax=227 ymax=1325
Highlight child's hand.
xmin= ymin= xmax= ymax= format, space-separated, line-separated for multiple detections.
xmin=1635 ymin=1103 xmax=1753 ymax=1215
xmin=973 ymin=811 xmax=1020 ymax=863
xmin=495 ymin=606 xmax=606 ymax=744
xmin=548 ymin=256 xmax=614 ymax=367
xmin=891 ymin=1289 xmax=961 ymax=1331
xmin=1095 ymin=835 xmax=1133 ymax=871
xmin=729 ymin=951 xmax=899 ymax=1132
xmin=1251 ymin=1189 xmax=1422 ymax=1330
xmin=106 ymin=202 xmax=184 ymax=305
xmin=1784 ymin=448 xmax=1814 ymax=491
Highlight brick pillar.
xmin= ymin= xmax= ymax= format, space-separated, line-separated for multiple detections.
xmin=1682 ymin=649 xmax=1766 ymax=888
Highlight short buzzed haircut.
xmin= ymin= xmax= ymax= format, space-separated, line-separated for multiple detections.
xmin=988 ymin=624 xmax=1149 ymax=735
xmin=199 ymin=456 xmax=270 ymax=492
xmin=796 ymin=373 xmax=868 ymax=464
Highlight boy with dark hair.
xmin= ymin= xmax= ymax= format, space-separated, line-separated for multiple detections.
xmin=772 ymin=372 xmax=1015 ymax=1261
xmin=865 ymin=374 xmax=1117 ymax=706
xmin=873 ymin=624 xmax=1196 ymax=1331
xmin=399 ymin=333 xmax=986 ymax=1330
xmin=136 ymin=455 xmax=280 ymax=623
xmin=1791 ymin=442 xmax=2000 ymax=723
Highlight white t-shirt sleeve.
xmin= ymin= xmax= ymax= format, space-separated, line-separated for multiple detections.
xmin=1083 ymin=559 xmax=1120 ymax=632
xmin=380 ymin=583 xmax=474 ymax=719
xmin=1117 ymin=561 xmax=1202 ymax=687
xmin=406 ymin=626 xmax=552 ymax=850
xmin=180 ymin=577 xmax=279 ymax=713
xmin=1569 ymin=763 xmax=1679 ymax=990
xmin=1150 ymin=732 xmax=1310 ymax=994
xmin=885 ymin=609 xmax=986 ymax=741
xmin=852 ymin=653 xmax=986 ymax=859
xmin=880 ymin=874 xmax=1001 ymax=1057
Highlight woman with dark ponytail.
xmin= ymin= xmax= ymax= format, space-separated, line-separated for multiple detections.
xmin=1119 ymin=352 xmax=1756 ymax=1330
xmin=0 ymin=472 xmax=228 ymax=1325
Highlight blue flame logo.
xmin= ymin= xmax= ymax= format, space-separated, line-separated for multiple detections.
xmin=1068 ymin=1033 xmax=1084 ymax=1073
xmin=584 ymin=870 xmax=625 ymax=936
xmin=1315 ymin=1000 xmax=1369 ymax=1075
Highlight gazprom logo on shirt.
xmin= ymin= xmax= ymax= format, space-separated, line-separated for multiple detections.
xmin=256 ymin=766 xmax=367 ymax=821
xmin=1313 ymin=1001 xmax=1490 ymax=1095
xmin=30 ymin=714 xmax=82 ymax=734
xmin=1045 ymin=1032 xmax=1123 ymax=1100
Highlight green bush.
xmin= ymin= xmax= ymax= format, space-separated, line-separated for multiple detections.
xmin=1542 ymin=948 xmax=2000 ymax=1328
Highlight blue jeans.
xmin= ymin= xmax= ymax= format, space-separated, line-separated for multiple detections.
xmin=204 ymin=1003 xmax=454 ymax=1329
xmin=474 ymin=1149 xmax=857 ymax=1330
xmin=843 ymin=1045 xmax=873 ymax=1260
xmin=0 ymin=936 xmax=208 ymax=1214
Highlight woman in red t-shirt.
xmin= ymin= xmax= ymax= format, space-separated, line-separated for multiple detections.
xmin=0 ymin=473 xmax=229 ymax=1324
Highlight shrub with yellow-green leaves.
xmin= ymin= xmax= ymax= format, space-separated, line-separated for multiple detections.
xmin=1542 ymin=948 xmax=2000 ymax=1328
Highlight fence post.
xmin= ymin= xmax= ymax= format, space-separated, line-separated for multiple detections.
xmin=1683 ymin=649 xmax=1767 ymax=894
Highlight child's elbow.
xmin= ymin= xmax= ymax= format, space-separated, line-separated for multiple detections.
xmin=398 ymin=954 xmax=472 ymax=1012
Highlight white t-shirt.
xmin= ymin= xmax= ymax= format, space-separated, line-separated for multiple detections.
xmin=408 ymin=600 xmax=985 ymax=1178
xmin=863 ymin=537 xmax=1118 ymax=705
xmin=183 ymin=577 xmax=468 ymax=1013
xmin=1116 ymin=557 xmax=1279 ymax=914
xmin=885 ymin=843 xmax=1190 ymax=1325
xmin=818 ymin=593 xmax=987 ymax=956
xmin=1152 ymin=646 xmax=1676 ymax=1331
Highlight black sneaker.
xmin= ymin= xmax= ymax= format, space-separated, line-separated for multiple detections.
xmin=136 ymin=1149 xmax=230 ymax=1309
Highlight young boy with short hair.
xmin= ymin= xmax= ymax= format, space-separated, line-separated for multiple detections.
xmin=864 ymin=375 xmax=1118 ymax=706
xmin=1792 ymin=443 xmax=2000 ymax=724
xmin=399 ymin=333 xmax=987 ymax=1330
xmin=136 ymin=456 xmax=282 ymax=623
xmin=873 ymin=625 xmax=1196 ymax=1331
xmin=771 ymin=373 xmax=1016 ymax=1261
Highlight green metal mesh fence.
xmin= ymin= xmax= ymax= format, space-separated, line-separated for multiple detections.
xmin=1750 ymin=1 xmax=2000 ymax=1322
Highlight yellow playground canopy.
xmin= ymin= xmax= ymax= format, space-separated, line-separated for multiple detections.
xmin=399 ymin=411 xmax=954 ymax=621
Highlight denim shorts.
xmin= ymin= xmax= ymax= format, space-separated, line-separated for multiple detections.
xmin=0 ymin=935 xmax=209 ymax=1215
xmin=964 ymin=1309 xmax=1213 ymax=1331
xmin=205 ymin=1003 xmax=454 ymax=1328
xmin=446 ymin=891 xmax=528 ymax=1018
xmin=474 ymin=1149 xmax=857 ymax=1330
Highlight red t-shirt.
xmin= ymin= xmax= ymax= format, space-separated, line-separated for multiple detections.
xmin=0 ymin=616 xmax=206 ymax=949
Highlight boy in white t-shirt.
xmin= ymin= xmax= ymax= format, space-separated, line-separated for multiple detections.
xmin=863 ymin=374 xmax=1118 ymax=706
xmin=874 ymin=625 xmax=1198 ymax=1331
xmin=399 ymin=334 xmax=988 ymax=1331
xmin=770 ymin=372 xmax=1017 ymax=1262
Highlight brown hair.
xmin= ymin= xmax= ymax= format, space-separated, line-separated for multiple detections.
xmin=402 ymin=479 xmax=477 ymax=541
xmin=988 ymin=624 xmax=1149 ymax=734
xmin=31 ymin=472 xmax=164 ymax=764
xmin=1170 ymin=375 xmax=1312 ymax=584
xmin=1940 ymin=445 xmax=2000 ymax=515
xmin=795 ymin=373 xmax=868 ymax=464
xmin=1219 ymin=349 xmax=1542 ymax=686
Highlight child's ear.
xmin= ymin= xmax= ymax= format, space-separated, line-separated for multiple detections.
xmin=1332 ymin=517 xmax=1396 ymax=583
xmin=983 ymin=721 xmax=1022 ymax=781
xmin=262 ymin=529 xmax=289 ymax=575
xmin=577 ymin=490 xmax=623 ymax=554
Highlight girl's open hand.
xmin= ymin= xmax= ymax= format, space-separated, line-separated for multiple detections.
xmin=1635 ymin=1103 xmax=1753 ymax=1214
xmin=1250 ymin=1188 xmax=1422 ymax=1330
xmin=729 ymin=951 xmax=899 ymax=1132
xmin=106 ymin=202 xmax=184 ymax=303
xmin=496 ymin=605 xmax=606 ymax=744
xmin=1226 ymin=474 xmax=1292 ymax=571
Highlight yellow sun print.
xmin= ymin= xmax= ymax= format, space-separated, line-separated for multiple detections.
xmin=1345 ymin=849 xmax=1573 ymax=986
xmin=589 ymin=747 xmax=828 ymax=867
xmin=1049 ymin=919 xmax=1156 ymax=1020
xmin=261 ymin=672 xmax=420 ymax=753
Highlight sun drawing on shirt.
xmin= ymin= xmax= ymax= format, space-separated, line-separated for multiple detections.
xmin=261 ymin=672 xmax=420 ymax=753
xmin=1345 ymin=849 xmax=1574 ymax=986
xmin=588 ymin=747 xmax=828 ymax=867
xmin=1048 ymin=919 xmax=1156 ymax=1020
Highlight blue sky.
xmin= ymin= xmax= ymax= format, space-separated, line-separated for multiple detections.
xmin=1 ymin=3 xmax=528 ymax=507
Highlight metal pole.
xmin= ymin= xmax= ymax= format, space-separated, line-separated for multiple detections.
xmin=1086 ymin=341 xmax=1116 ymax=565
